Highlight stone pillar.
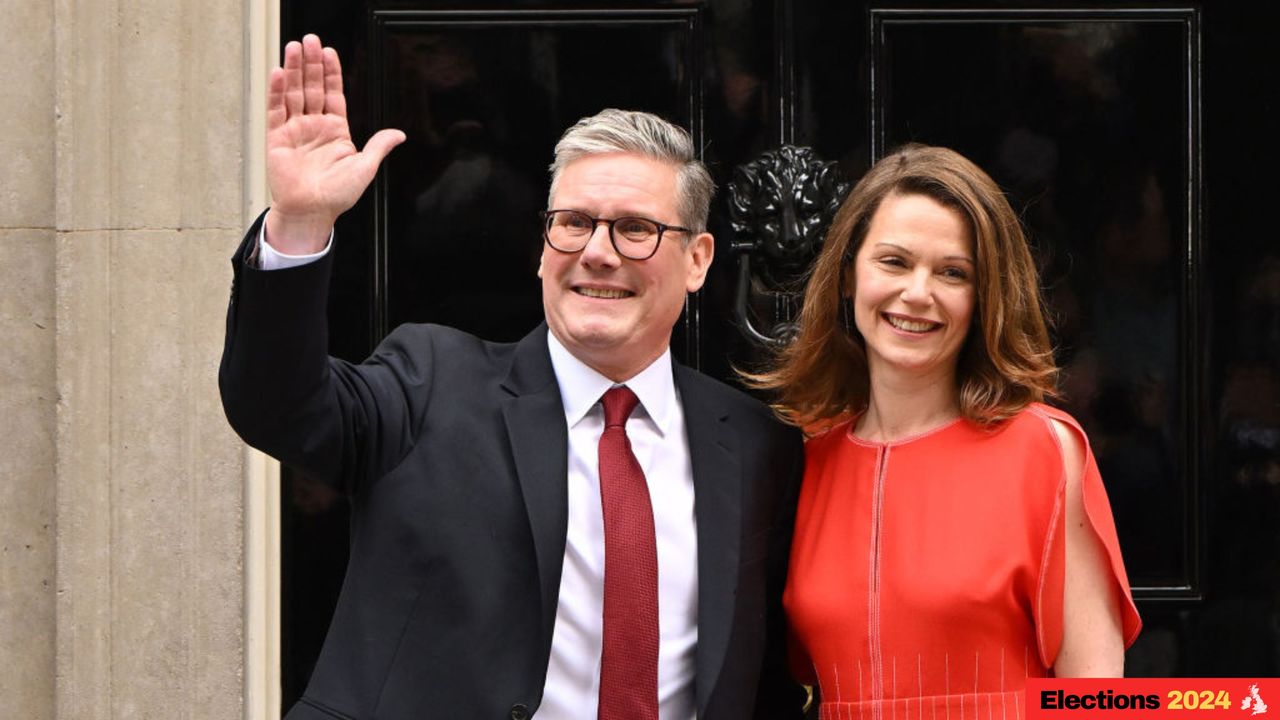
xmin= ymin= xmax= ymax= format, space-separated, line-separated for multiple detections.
xmin=45 ymin=0 xmax=249 ymax=716
xmin=0 ymin=0 xmax=57 ymax=716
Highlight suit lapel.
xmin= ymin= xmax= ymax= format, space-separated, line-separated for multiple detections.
xmin=500 ymin=325 xmax=570 ymax=652
xmin=499 ymin=337 xmax=747 ymax=711
xmin=676 ymin=366 xmax=742 ymax=717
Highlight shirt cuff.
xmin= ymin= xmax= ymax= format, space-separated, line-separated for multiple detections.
xmin=256 ymin=209 xmax=335 ymax=270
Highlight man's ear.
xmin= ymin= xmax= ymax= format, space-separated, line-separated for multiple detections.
xmin=536 ymin=249 xmax=544 ymax=279
xmin=684 ymin=232 xmax=715 ymax=293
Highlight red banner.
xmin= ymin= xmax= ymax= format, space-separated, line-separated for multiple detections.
xmin=1026 ymin=679 xmax=1278 ymax=720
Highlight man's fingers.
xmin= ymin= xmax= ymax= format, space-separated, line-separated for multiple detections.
xmin=267 ymin=67 xmax=287 ymax=132
xmin=323 ymin=47 xmax=347 ymax=118
xmin=362 ymin=129 xmax=407 ymax=161
xmin=357 ymin=129 xmax=408 ymax=176
xmin=302 ymin=34 xmax=325 ymax=115
xmin=282 ymin=40 xmax=304 ymax=118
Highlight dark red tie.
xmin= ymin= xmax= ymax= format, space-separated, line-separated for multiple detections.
xmin=597 ymin=386 xmax=660 ymax=720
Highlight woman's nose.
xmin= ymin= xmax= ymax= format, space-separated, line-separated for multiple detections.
xmin=900 ymin=269 xmax=934 ymax=304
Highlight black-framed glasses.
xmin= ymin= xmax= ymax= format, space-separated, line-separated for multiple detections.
xmin=541 ymin=209 xmax=691 ymax=261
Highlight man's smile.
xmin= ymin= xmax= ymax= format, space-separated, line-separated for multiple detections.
xmin=573 ymin=286 xmax=635 ymax=299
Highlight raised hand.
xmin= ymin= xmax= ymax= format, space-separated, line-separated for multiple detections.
xmin=264 ymin=34 xmax=405 ymax=254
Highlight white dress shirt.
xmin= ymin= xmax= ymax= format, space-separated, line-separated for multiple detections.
xmin=256 ymin=222 xmax=700 ymax=718
xmin=541 ymin=332 xmax=698 ymax=720
xmin=255 ymin=217 xmax=332 ymax=270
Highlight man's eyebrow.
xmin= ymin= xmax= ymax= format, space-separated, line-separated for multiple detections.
xmin=556 ymin=207 xmax=661 ymax=219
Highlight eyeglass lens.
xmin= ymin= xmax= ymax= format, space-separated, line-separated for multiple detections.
xmin=544 ymin=210 xmax=661 ymax=259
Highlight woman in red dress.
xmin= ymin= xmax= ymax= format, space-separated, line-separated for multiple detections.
xmin=750 ymin=145 xmax=1141 ymax=719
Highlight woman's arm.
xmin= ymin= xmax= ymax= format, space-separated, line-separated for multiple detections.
xmin=1050 ymin=418 xmax=1126 ymax=677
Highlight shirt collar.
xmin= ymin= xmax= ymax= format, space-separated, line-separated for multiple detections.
xmin=546 ymin=329 xmax=675 ymax=437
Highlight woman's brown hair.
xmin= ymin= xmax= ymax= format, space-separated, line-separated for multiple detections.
xmin=747 ymin=144 xmax=1058 ymax=428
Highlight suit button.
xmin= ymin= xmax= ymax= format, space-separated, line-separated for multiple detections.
xmin=509 ymin=704 xmax=530 ymax=720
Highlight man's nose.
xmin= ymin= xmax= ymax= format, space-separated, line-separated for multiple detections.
xmin=580 ymin=222 xmax=622 ymax=266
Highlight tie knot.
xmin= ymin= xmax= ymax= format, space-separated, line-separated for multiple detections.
xmin=601 ymin=386 xmax=640 ymax=428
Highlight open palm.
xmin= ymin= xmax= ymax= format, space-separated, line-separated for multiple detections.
xmin=265 ymin=35 xmax=404 ymax=252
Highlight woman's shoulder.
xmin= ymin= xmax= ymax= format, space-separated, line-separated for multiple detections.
xmin=988 ymin=404 xmax=1094 ymax=498
xmin=1002 ymin=402 xmax=1088 ymax=444
xmin=802 ymin=415 xmax=856 ymax=454
xmin=970 ymin=404 xmax=1092 ymax=478
xmin=1023 ymin=402 xmax=1083 ymax=429
xmin=801 ymin=411 xmax=854 ymax=438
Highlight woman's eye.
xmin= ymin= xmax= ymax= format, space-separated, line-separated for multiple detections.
xmin=879 ymin=256 xmax=907 ymax=268
xmin=942 ymin=267 xmax=969 ymax=280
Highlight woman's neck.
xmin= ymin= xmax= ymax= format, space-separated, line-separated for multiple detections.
xmin=855 ymin=359 xmax=961 ymax=442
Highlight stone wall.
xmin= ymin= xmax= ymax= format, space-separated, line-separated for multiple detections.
xmin=1 ymin=0 xmax=252 ymax=716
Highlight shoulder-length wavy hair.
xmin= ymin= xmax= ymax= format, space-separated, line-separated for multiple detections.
xmin=748 ymin=144 xmax=1058 ymax=428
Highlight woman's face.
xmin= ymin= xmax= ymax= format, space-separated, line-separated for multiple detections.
xmin=849 ymin=192 xmax=977 ymax=381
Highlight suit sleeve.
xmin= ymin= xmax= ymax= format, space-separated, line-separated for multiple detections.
xmin=753 ymin=424 xmax=809 ymax=719
xmin=218 ymin=211 xmax=432 ymax=493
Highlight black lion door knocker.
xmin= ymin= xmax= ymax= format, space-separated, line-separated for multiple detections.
xmin=728 ymin=146 xmax=850 ymax=345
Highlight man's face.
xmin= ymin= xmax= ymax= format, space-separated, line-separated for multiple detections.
xmin=539 ymin=152 xmax=713 ymax=381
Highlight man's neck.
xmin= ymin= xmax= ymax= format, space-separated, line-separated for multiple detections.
xmin=546 ymin=331 xmax=669 ymax=384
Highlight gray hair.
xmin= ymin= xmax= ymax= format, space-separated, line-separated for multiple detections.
xmin=548 ymin=108 xmax=715 ymax=235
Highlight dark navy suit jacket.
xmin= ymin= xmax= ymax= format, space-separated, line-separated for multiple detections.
xmin=219 ymin=213 xmax=806 ymax=719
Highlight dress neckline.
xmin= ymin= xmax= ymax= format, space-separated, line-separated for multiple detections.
xmin=844 ymin=414 xmax=966 ymax=448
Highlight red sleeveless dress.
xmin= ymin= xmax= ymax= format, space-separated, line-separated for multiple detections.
xmin=784 ymin=403 xmax=1141 ymax=720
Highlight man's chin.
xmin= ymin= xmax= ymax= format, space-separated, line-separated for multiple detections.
xmin=564 ymin=328 xmax=627 ymax=351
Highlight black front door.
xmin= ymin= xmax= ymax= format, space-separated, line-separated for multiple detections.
xmin=279 ymin=0 xmax=1280 ymax=704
